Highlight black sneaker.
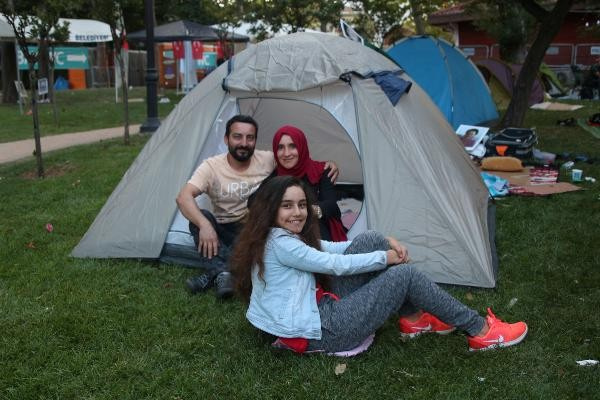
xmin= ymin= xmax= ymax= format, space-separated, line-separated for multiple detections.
xmin=185 ymin=272 xmax=216 ymax=295
xmin=214 ymin=271 xmax=234 ymax=299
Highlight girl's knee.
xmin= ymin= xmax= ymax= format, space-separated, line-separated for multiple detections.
xmin=352 ymin=230 xmax=389 ymax=250
xmin=384 ymin=264 xmax=414 ymax=280
xmin=386 ymin=264 xmax=429 ymax=284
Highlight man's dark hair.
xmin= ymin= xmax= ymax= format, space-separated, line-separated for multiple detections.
xmin=225 ymin=115 xmax=258 ymax=137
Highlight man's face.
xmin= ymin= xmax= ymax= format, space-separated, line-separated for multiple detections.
xmin=226 ymin=122 xmax=257 ymax=162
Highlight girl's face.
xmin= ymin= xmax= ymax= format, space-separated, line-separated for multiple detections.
xmin=276 ymin=185 xmax=308 ymax=234
xmin=276 ymin=134 xmax=299 ymax=169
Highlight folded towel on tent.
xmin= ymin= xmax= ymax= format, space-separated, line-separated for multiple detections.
xmin=371 ymin=72 xmax=412 ymax=106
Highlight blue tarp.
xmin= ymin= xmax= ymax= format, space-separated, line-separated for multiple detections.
xmin=387 ymin=36 xmax=498 ymax=130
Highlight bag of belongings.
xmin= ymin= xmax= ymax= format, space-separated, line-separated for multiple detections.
xmin=486 ymin=127 xmax=537 ymax=159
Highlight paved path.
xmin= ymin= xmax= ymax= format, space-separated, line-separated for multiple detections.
xmin=0 ymin=125 xmax=141 ymax=165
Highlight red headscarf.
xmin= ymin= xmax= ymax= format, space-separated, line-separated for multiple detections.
xmin=273 ymin=125 xmax=325 ymax=185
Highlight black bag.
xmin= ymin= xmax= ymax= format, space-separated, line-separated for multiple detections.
xmin=486 ymin=128 xmax=537 ymax=159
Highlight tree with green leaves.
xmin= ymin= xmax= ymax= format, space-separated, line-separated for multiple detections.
xmin=209 ymin=0 xmax=246 ymax=60
xmin=468 ymin=1 xmax=537 ymax=63
xmin=245 ymin=0 xmax=344 ymax=39
xmin=1 ymin=0 xmax=71 ymax=178
xmin=90 ymin=0 xmax=133 ymax=145
xmin=350 ymin=0 xmax=456 ymax=46
xmin=350 ymin=0 xmax=410 ymax=46
xmin=467 ymin=0 xmax=575 ymax=127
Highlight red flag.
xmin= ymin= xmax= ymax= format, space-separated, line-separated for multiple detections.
xmin=121 ymin=29 xmax=129 ymax=51
xmin=216 ymin=41 xmax=224 ymax=59
xmin=172 ymin=41 xmax=184 ymax=59
xmin=192 ymin=41 xmax=204 ymax=60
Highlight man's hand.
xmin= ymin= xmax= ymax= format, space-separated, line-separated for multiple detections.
xmin=176 ymin=183 xmax=220 ymax=259
xmin=324 ymin=161 xmax=339 ymax=183
xmin=386 ymin=236 xmax=409 ymax=264
xmin=198 ymin=222 xmax=219 ymax=259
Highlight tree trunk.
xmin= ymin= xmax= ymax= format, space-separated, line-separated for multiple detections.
xmin=28 ymin=66 xmax=44 ymax=178
xmin=38 ymin=40 xmax=50 ymax=81
xmin=500 ymin=0 xmax=574 ymax=128
xmin=1 ymin=42 xmax=18 ymax=104
xmin=408 ymin=0 xmax=426 ymax=35
xmin=49 ymin=62 xmax=59 ymax=125
xmin=117 ymin=53 xmax=130 ymax=145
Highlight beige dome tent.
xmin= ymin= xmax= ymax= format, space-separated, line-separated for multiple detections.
xmin=72 ymin=32 xmax=496 ymax=288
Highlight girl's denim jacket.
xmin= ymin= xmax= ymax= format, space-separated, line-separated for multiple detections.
xmin=246 ymin=228 xmax=387 ymax=339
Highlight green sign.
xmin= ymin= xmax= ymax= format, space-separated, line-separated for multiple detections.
xmin=18 ymin=46 xmax=89 ymax=70
xmin=196 ymin=52 xmax=217 ymax=69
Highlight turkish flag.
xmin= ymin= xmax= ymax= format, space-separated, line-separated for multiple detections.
xmin=172 ymin=41 xmax=184 ymax=59
xmin=192 ymin=41 xmax=204 ymax=60
xmin=121 ymin=29 xmax=129 ymax=51
xmin=216 ymin=41 xmax=224 ymax=59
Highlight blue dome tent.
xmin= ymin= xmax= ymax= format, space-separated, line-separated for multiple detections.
xmin=387 ymin=36 xmax=498 ymax=129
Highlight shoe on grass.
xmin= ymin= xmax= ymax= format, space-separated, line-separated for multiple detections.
xmin=398 ymin=312 xmax=456 ymax=338
xmin=468 ymin=308 xmax=528 ymax=351
xmin=214 ymin=271 xmax=234 ymax=299
xmin=185 ymin=272 xmax=216 ymax=295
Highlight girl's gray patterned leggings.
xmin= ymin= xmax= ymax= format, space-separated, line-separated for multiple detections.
xmin=308 ymin=230 xmax=485 ymax=352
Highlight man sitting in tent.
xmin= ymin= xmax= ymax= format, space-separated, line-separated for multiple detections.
xmin=176 ymin=115 xmax=339 ymax=299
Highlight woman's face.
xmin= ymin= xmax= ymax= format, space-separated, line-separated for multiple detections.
xmin=276 ymin=134 xmax=299 ymax=169
xmin=276 ymin=185 xmax=308 ymax=234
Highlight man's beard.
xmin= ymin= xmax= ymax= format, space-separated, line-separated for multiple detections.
xmin=229 ymin=144 xmax=254 ymax=162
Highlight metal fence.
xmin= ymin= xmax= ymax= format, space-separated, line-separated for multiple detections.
xmin=87 ymin=46 xmax=146 ymax=88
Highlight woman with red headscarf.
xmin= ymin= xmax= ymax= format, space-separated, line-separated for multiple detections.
xmin=249 ymin=125 xmax=347 ymax=241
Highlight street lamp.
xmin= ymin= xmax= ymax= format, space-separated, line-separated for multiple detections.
xmin=141 ymin=0 xmax=160 ymax=133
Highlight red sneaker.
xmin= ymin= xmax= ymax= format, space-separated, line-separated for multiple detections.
xmin=468 ymin=308 xmax=528 ymax=351
xmin=398 ymin=312 xmax=456 ymax=338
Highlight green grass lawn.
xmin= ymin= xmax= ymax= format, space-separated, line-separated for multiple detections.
xmin=0 ymin=104 xmax=599 ymax=399
xmin=0 ymin=87 xmax=180 ymax=143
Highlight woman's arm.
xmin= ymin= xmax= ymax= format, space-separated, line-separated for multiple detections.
xmin=315 ymin=168 xmax=341 ymax=220
xmin=271 ymin=234 xmax=387 ymax=276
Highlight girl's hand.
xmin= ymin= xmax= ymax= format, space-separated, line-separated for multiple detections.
xmin=386 ymin=249 xmax=404 ymax=266
xmin=386 ymin=236 xmax=410 ymax=264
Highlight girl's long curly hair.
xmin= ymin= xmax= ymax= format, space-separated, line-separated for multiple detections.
xmin=231 ymin=176 xmax=322 ymax=301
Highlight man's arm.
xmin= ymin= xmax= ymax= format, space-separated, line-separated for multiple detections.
xmin=176 ymin=183 xmax=219 ymax=258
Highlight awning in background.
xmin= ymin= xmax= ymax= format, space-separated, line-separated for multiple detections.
xmin=128 ymin=20 xmax=249 ymax=43
xmin=0 ymin=17 xmax=15 ymax=40
xmin=0 ymin=15 xmax=113 ymax=43
xmin=59 ymin=18 xmax=113 ymax=43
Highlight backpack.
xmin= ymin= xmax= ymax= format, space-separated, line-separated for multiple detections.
xmin=486 ymin=128 xmax=537 ymax=159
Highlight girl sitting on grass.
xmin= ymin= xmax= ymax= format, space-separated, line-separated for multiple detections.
xmin=231 ymin=176 xmax=527 ymax=354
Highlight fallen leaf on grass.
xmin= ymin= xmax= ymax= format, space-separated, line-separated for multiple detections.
xmin=26 ymin=241 xmax=36 ymax=249
xmin=46 ymin=223 xmax=54 ymax=233
xmin=163 ymin=282 xmax=174 ymax=288
xmin=334 ymin=363 xmax=347 ymax=375
xmin=465 ymin=292 xmax=474 ymax=301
